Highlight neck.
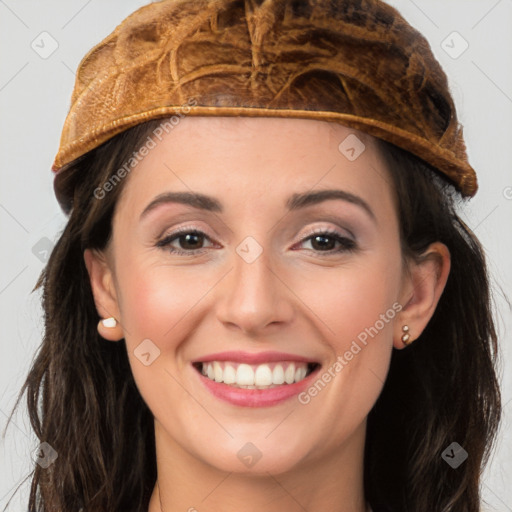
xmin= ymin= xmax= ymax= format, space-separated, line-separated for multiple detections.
xmin=148 ymin=419 xmax=369 ymax=512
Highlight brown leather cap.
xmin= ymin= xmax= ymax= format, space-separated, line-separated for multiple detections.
xmin=52 ymin=0 xmax=477 ymax=210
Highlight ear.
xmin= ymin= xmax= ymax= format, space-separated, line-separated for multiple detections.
xmin=395 ymin=242 xmax=451 ymax=349
xmin=83 ymin=248 xmax=124 ymax=342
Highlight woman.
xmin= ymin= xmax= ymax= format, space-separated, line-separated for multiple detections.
xmin=5 ymin=0 xmax=501 ymax=511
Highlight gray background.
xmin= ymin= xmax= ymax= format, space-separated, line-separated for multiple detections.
xmin=1 ymin=0 xmax=511 ymax=510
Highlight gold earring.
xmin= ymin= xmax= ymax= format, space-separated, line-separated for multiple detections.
xmin=401 ymin=325 xmax=413 ymax=346
xmin=101 ymin=317 xmax=117 ymax=328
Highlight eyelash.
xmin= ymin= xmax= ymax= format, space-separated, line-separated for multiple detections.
xmin=156 ymin=226 xmax=357 ymax=256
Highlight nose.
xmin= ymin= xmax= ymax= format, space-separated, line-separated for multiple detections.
xmin=215 ymin=243 xmax=295 ymax=335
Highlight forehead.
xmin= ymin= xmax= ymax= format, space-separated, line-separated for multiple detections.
xmin=115 ymin=116 xmax=394 ymax=217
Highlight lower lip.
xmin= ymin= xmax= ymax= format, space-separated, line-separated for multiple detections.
xmin=194 ymin=365 xmax=321 ymax=407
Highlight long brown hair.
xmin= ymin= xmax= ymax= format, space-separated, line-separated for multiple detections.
xmin=3 ymin=118 xmax=502 ymax=512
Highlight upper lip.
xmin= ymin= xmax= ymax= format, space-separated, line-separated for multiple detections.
xmin=192 ymin=351 xmax=320 ymax=365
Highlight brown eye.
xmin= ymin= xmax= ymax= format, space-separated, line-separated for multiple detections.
xmin=299 ymin=229 xmax=356 ymax=254
xmin=156 ymin=229 xmax=215 ymax=255
xmin=176 ymin=232 xmax=205 ymax=250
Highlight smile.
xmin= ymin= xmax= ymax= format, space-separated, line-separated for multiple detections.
xmin=192 ymin=352 xmax=322 ymax=407
xmin=194 ymin=361 xmax=318 ymax=389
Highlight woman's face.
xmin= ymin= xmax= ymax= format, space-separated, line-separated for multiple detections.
xmin=88 ymin=117 xmax=412 ymax=475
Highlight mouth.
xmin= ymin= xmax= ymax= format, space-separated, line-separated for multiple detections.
xmin=192 ymin=361 xmax=321 ymax=389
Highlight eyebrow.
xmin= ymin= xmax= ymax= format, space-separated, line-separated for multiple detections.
xmin=139 ymin=189 xmax=376 ymax=222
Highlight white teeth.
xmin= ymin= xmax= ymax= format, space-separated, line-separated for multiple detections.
xmin=272 ymin=364 xmax=285 ymax=384
xmin=284 ymin=364 xmax=295 ymax=384
xmin=200 ymin=361 xmax=314 ymax=388
xmin=254 ymin=364 xmax=273 ymax=386
xmin=295 ymin=366 xmax=307 ymax=382
xmin=214 ymin=361 xmax=223 ymax=382
xmin=223 ymin=364 xmax=236 ymax=384
xmin=236 ymin=364 xmax=255 ymax=386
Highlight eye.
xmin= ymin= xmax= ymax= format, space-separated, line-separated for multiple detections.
xmin=156 ymin=228 xmax=216 ymax=255
xmin=296 ymin=228 xmax=357 ymax=254
xmin=156 ymin=227 xmax=357 ymax=256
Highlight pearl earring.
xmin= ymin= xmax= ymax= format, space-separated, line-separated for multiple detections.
xmin=401 ymin=325 xmax=413 ymax=346
xmin=101 ymin=317 xmax=117 ymax=328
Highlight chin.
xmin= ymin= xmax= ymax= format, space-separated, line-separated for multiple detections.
xmin=187 ymin=434 xmax=312 ymax=476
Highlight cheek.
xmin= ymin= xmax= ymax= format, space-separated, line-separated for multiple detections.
xmin=296 ymin=253 xmax=402 ymax=349
xmin=292 ymin=256 xmax=401 ymax=422
xmin=115 ymin=263 xmax=201 ymax=409
xmin=117 ymin=264 xmax=197 ymax=343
